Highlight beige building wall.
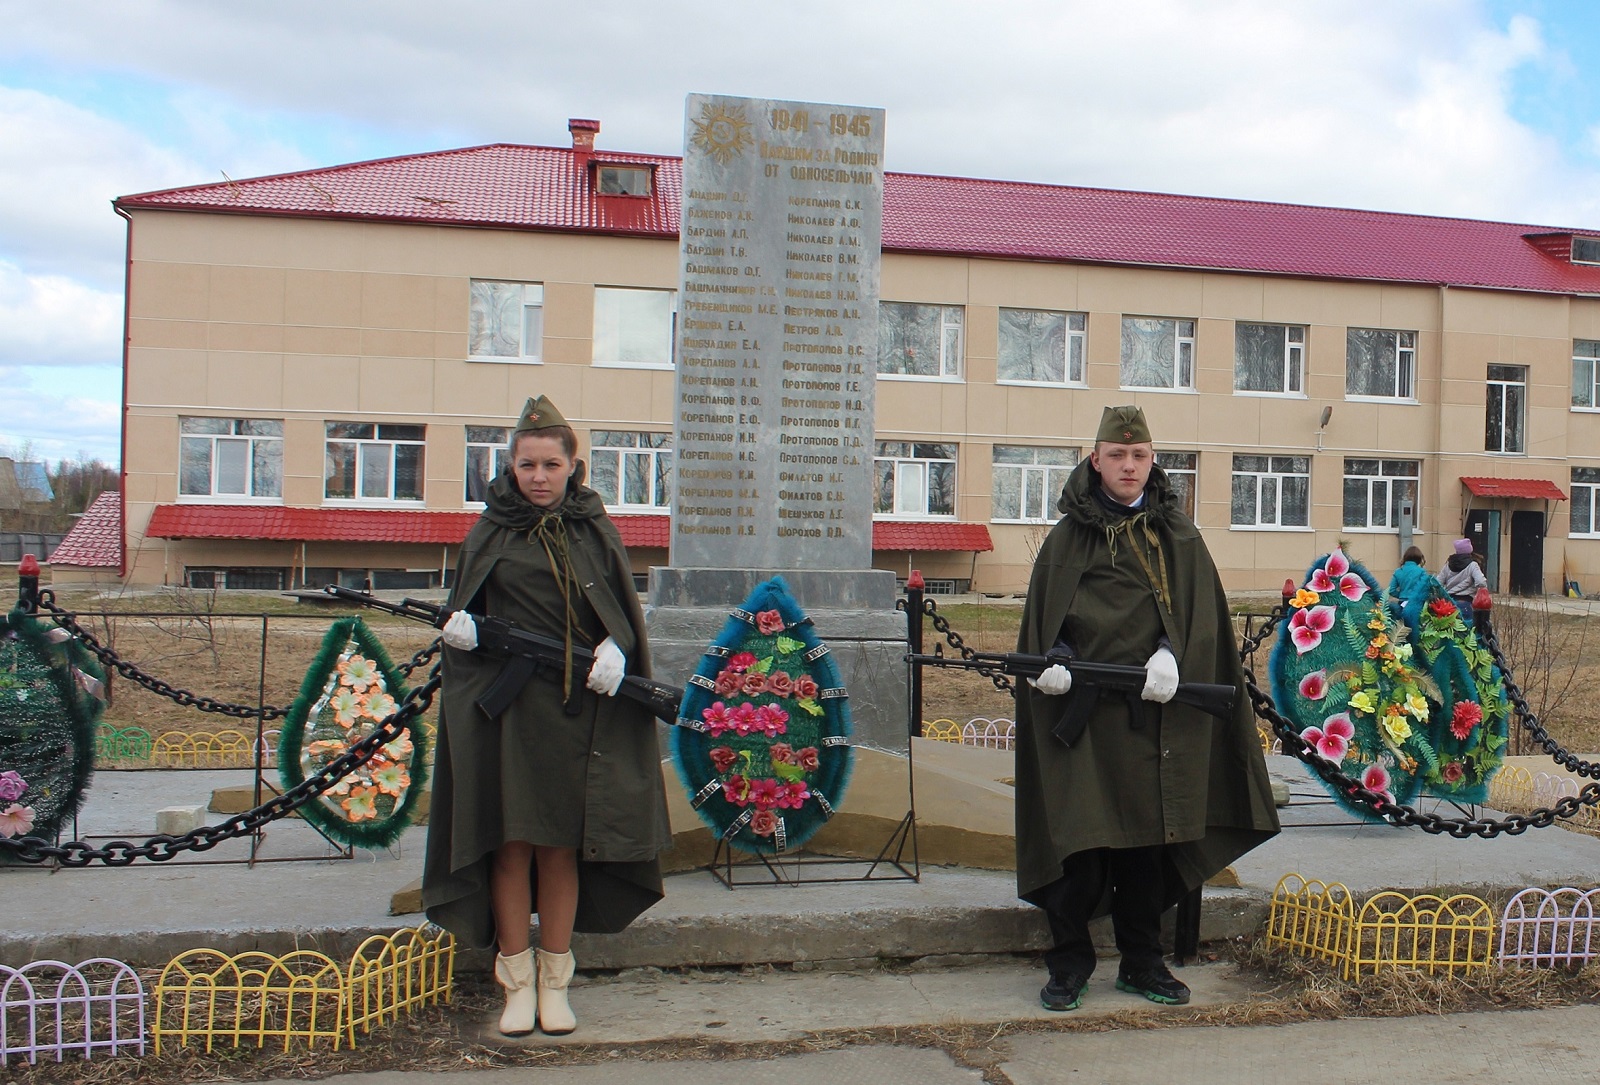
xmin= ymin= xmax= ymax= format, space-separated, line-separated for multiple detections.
xmin=122 ymin=209 xmax=1600 ymax=595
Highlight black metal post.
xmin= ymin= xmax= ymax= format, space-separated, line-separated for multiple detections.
xmin=906 ymin=569 xmax=924 ymax=739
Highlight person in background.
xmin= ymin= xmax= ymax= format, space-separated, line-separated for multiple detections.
xmin=1014 ymin=405 xmax=1280 ymax=1013
xmin=1387 ymin=546 xmax=1430 ymax=632
xmin=423 ymin=395 xmax=669 ymax=1038
xmin=1437 ymin=538 xmax=1489 ymax=620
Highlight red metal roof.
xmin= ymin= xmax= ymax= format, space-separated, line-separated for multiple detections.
xmin=47 ymin=491 xmax=123 ymax=568
xmin=872 ymin=521 xmax=993 ymax=552
xmin=1459 ymin=477 xmax=1567 ymax=501
xmin=611 ymin=514 xmax=668 ymax=548
xmin=115 ymin=141 xmax=1600 ymax=296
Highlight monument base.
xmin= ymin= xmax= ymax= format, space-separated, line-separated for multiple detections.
xmin=646 ymin=567 xmax=911 ymax=753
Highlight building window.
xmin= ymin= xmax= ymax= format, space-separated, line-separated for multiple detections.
xmin=1572 ymin=340 xmax=1600 ymax=409
xmin=1343 ymin=459 xmax=1420 ymax=530
xmin=1486 ymin=364 xmax=1528 ymax=454
xmin=594 ymin=287 xmax=676 ymax=367
xmin=1346 ymin=328 xmax=1415 ymax=399
xmin=185 ymin=567 xmax=287 ymax=591
xmin=1121 ymin=317 xmax=1195 ymax=390
xmin=589 ymin=431 xmax=672 ymax=510
xmin=179 ymin=418 xmax=283 ymax=500
xmin=997 ymin=309 xmax=1086 ymax=385
xmin=1235 ymin=324 xmax=1305 ymax=394
xmin=596 ymin=165 xmax=652 ymax=196
xmin=325 ymin=423 xmax=425 ymax=502
xmin=465 ymin=426 xmax=510 ymax=503
xmin=991 ymin=445 xmax=1077 ymax=522
xmin=1572 ymin=468 xmax=1600 ymax=536
xmin=1573 ymin=237 xmax=1600 ymax=265
xmin=1231 ymin=455 xmax=1310 ymax=528
xmin=469 ymin=280 xmax=543 ymax=361
xmin=874 ymin=442 xmax=956 ymax=517
xmin=1156 ymin=451 xmax=1198 ymax=520
xmin=878 ymin=303 xmax=963 ymax=378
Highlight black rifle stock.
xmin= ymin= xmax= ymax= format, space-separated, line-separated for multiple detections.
xmin=324 ymin=585 xmax=684 ymax=724
xmin=905 ymin=649 xmax=1238 ymax=747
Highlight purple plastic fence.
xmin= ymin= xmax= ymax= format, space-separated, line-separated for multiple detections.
xmin=1498 ymin=887 xmax=1600 ymax=968
xmin=0 ymin=958 xmax=146 ymax=1065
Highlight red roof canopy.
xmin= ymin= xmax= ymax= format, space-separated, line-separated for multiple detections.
xmin=1459 ymin=477 xmax=1567 ymax=501
xmin=116 ymin=141 xmax=1600 ymax=296
xmin=47 ymin=491 xmax=123 ymax=568
xmin=872 ymin=521 xmax=993 ymax=552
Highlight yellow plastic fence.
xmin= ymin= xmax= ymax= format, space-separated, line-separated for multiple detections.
xmin=1489 ymin=766 xmax=1600 ymax=838
xmin=921 ymin=719 xmax=963 ymax=743
xmin=1266 ymin=873 xmax=1493 ymax=979
xmin=1489 ymin=763 xmax=1534 ymax=811
xmin=152 ymin=926 xmax=454 ymax=1052
xmin=345 ymin=926 xmax=456 ymax=1041
xmin=150 ymin=729 xmax=256 ymax=768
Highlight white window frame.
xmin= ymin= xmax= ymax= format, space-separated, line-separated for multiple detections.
xmin=324 ymin=422 xmax=426 ymax=504
xmin=991 ymin=445 xmax=1078 ymax=523
xmin=465 ymin=426 xmax=510 ymax=505
xmin=1234 ymin=323 xmax=1306 ymax=396
xmin=1120 ymin=316 xmax=1196 ymax=391
xmin=1345 ymin=328 xmax=1416 ymax=401
xmin=596 ymin=165 xmax=653 ymax=196
xmin=878 ymin=302 xmax=964 ymax=381
xmin=1486 ymin=364 xmax=1528 ymax=455
xmin=1231 ymin=454 xmax=1311 ymax=530
xmin=1156 ymin=451 xmax=1198 ymax=520
xmin=594 ymin=286 xmax=677 ymax=369
xmin=178 ymin=417 xmax=283 ymax=503
xmin=1572 ymin=340 xmax=1600 ymax=411
xmin=589 ymin=431 xmax=673 ymax=512
xmin=874 ymin=442 xmax=957 ymax=518
xmin=1572 ymin=237 xmax=1600 ymax=265
xmin=1571 ymin=467 xmax=1600 ymax=537
xmin=996 ymin=308 xmax=1087 ymax=386
xmin=469 ymin=280 xmax=543 ymax=362
xmin=1342 ymin=458 xmax=1420 ymax=531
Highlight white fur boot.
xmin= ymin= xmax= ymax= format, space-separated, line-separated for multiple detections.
xmin=493 ymin=949 xmax=536 ymax=1036
xmin=535 ymin=947 xmax=577 ymax=1035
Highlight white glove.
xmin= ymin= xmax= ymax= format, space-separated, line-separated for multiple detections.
xmin=586 ymin=636 xmax=626 ymax=697
xmin=1142 ymin=645 xmax=1179 ymax=703
xmin=441 ymin=610 xmax=478 ymax=651
xmin=1028 ymin=663 xmax=1073 ymax=696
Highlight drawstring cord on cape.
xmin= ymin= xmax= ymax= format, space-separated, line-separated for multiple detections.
xmin=528 ymin=509 xmax=586 ymax=709
xmin=1104 ymin=511 xmax=1174 ymax=621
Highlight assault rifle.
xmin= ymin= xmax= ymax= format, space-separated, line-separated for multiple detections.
xmin=324 ymin=586 xmax=684 ymax=724
xmin=906 ymin=649 xmax=1238 ymax=747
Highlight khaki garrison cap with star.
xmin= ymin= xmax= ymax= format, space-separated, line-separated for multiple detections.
xmin=513 ymin=394 xmax=571 ymax=436
xmin=1095 ymin=405 xmax=1152 ymax=444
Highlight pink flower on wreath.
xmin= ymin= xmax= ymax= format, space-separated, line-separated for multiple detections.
xmin=794 ymin=674 xmax=819 ymax=700
xmin=1451 ymin=701 xmax=1483 ymax=741
xmin=0 ymin=803 xmax=35 ymax=838
xmin=722 ymin=775 xmax=750 ymax=806
xmin=748 ymin=777 xmax=783 ymax=810
xmin=1307 ymin=550 xmax=1351 ymax=593
xmin=769 ymin=743 xmax=796 ymax=765
xmin=1299 ymin=725 xmax=1347 ymax=763
xmin=766 ymin=671 xmax=795 ymax=697
xmin=798 ymin=747 xmax=820 ymax=771
xmin=714 ymin=669 xmax=743 ymax=696
xmin=709 ymin=745 xmax=739 ymax=773
xmin=728 ymin=651 xmax=758 ymax=672
xmin=701 ymin=701 xmax=734 ymax=737
xmin=750 ymin=809 xmax=779 ymax=837
xmin=741 ymin=671 xmax=768 ymax=696
xmin=730 ymin=701 xmax=760 ymax=736
xmin=0 ymin=770 xmax=25 ymax=803
xmin=756 ymin=703 xmax=790 ymax=737
xmin=755 ymin=609 xmax=786 ymax=635
xmin=1337 ymin=573 xmax=1368 ymax=602
xmin=1289 ymin=606 xmax=1337 ymax=654
xmin=777 ymin=781 xmax=811 ymax=810
xmin=1441 ymin=761 xmax=1465 ymax=784
xmin=1361 ymin=763 xmax=1391 ymax=794
xmin=1298 ymin=671 xmax=1328 ymax=701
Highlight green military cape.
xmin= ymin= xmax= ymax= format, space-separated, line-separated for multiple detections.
xmin=422 ymin=472 xmax=670 ymax=947
xmin=1014 ymin=459 xmax=1280 ymax=915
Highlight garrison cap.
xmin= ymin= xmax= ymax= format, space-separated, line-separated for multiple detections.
xmin=1095 ymin=405 xmax=1152 ymax=445
xmin=513 ymin=394 xmax=571 ymax=436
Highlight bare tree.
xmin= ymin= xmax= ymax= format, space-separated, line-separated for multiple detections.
xmin=1489 ymin=598 xmax=1592 ymax=756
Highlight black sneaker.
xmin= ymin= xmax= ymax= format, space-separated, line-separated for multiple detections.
xmin=1039 ymin=970 xmax=1088 ymax=1011
xmin=1115 ymin=962 xmax=1190 ymax=1005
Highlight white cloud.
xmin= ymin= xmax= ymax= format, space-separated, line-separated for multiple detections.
xmin=0 ymin=261 xmax=122 ymax=368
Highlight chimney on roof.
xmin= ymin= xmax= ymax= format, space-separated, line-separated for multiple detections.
xmin=569 ymin=118 xmax=600 ymax=152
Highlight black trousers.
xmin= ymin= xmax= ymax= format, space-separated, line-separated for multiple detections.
xmin=1039 ymin=845 xmax=1166 ymax=977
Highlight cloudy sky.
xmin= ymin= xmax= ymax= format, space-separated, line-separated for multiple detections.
xmin=2 ymin=0 xmax=1598 ymax=467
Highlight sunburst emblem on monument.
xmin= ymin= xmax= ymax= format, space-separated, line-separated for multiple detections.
xmin=690 ymin=101 xmax=754 ymax=164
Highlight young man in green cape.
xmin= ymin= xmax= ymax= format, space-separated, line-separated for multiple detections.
xmin=1014 ymin=406 xmax=1280 ymax=1011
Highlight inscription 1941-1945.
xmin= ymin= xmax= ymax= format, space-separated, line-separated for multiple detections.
xmin=672 ymin=93 xmax=885 ymax=571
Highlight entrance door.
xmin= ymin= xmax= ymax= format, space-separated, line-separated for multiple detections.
xmin=1509 ymin=510 xmax=1545 ymax=595
xmin=1465 ymin=509 xmax=1501 ymax=591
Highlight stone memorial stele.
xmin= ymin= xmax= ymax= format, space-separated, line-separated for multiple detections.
xmin=647 ymin=93 xmax=909 ymax=753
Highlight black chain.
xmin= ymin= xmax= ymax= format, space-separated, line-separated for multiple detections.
xmin=922 ymin=598 xmax=1016 ymax=693
xmin=1241 ymin=604 xmax=1600 ymax=837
